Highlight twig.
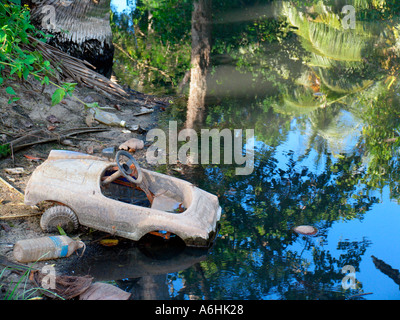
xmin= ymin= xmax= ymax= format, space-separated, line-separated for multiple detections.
xmin=347 ymin=292 xmax=373 ymax=299
xmin=0 ymin=175 xmax=24 ymax=198
xmin=113 ymin=42 xmax=172 ymax=80
xmin=0 ymin=212 xmax=42 ymax=220
xmin=133 ymin=109 xmax=154 ymax=117
xmin=8 ymin=127 xmax=110 ymax=153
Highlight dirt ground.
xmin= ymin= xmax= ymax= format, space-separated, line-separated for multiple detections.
xmin=0 ymin=76 xmax=168 ymax=299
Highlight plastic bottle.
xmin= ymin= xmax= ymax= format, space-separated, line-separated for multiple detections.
xmin=91 ymin=109 xmax=126 ymax=127
xmin=13 ymin=236 xmax=86 ymax=263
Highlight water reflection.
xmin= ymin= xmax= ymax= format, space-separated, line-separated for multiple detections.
xmin=110 ymin=0 xmax=400 ymax=299
xmin=68 ymin=235 xmax=209 ymax=299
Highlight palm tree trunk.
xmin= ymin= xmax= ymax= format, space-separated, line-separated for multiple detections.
xmin=22 ymin=0 xmax=114 ymax=78
xmin=186 ymin=0 xmax=212 ymax=129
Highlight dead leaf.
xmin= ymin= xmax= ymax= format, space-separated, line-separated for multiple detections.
xmin=21 ymin=119 xmax=33 ymax=128
xmin=99 ymin=239 xmax=119 ymax=247
xmin=47 ymin=125 xmax=57 ymax=131
xmin=24 ymin=155 xmax=44 ymax=162
xmin=85 ymin=113 xmax=97 ymax=127
xmin=79 ymin=282 xmax=131 ymax=300
xmin=30 ymin=270 xmax=93 ymax=300
xmin=46 ymin=115 xmax=60 ymax=124
xmin=0 ymin=223 xmax=11 ymax=232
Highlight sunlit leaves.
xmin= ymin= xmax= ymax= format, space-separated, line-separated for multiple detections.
xmin=0 ymin=2 xmax=61 ymax=103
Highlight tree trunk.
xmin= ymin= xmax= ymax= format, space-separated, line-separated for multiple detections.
xmin=186 ymin=0 xmax=212 ymax=129
xmin=22 ymin=0 xmax=114 ymax=78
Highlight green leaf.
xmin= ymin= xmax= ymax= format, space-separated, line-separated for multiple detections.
xmin=51 ymin=88 xmax=65 ymax=106
xmin=84 ymin=102 xmax=100 ymax=109
xmin=23 ymin=67 xmax=29 ymax=80
xmin=62 ymin=82 xmax=77 ymax=96
xmin=24 ymin=55 xmax=36 ymax=65
xmin=57 ymin=225 xmax=67 ymax=236
xmin=10 ymin=65 xmax=20 ymax=76
xmin=41 ymin=76 xmax=49 ymax=85
xmin=0 ymin=144 xmax=11 ymax=158
xmin=5 ymin=86 xmax=16 ymax=95
xmin=0 ymin=77 xmax=3 ymax=86
xmin=8 ymin=96 xmax=20 ymax=104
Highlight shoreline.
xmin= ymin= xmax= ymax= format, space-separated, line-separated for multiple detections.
xmin=0 ymin=76 xmax=168 ymax=299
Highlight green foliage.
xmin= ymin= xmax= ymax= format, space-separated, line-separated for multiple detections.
xmin=0 ymin=143 xmax=10 ymax=158
xmin=0 ymin=2 xmax=79 ymax=107
xmin=111 ymin=1 xmax=192 ymax=93
xmin=358 ymin=83 xmax=400 ymax=191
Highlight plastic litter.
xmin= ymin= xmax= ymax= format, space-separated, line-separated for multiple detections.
xmin=13 ymin=235 xmax=86 ymax=263
xmin=119 ymin=138 xmax=144 ymax=151
xmin=91 ymin=109 xmax=126 ymax=127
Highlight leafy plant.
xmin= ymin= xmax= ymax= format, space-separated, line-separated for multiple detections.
xmin=0 ymin=1 xmax=96 ymax=110
xmin=0 ymin=143 xmax=10 ymax=158
xmin=0 ymin=1 xmax=54 ymax=100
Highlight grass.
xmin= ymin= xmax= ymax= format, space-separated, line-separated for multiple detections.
xmin=0 ymin=254 xmax=64 ymax=300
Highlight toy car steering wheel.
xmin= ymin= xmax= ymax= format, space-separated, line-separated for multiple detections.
xmin=115 ymin=150 xmax=143 ymax=184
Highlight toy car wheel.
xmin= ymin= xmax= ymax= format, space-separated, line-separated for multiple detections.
xmin=40 ymin=205 xmax=79 ymax=233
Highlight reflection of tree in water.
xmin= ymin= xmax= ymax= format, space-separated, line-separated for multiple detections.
xmin=111 ymin=0 xmax=400 ymax=299
xmin=372 ymin=256 xmax=400 ymax=287
xmin=172 ymin=148 xmax=377 ymax=299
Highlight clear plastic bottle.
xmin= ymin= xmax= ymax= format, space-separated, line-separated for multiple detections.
xmin=91 ymin=109 xmax=126 ymax=127
xmin=13 ymin=236 xmax=85 ymax=263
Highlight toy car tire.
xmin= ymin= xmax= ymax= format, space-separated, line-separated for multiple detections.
xmin=40 ymin=205 xmax=79 ymax=233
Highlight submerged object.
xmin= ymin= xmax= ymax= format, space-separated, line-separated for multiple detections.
xmin=24 ymin=150 xmax=221 ymax=248
xmin=293 ymin=225 xmax=318 ymax=236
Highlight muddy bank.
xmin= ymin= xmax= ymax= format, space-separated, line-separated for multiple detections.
xmin=0 ymin=76 xmax=169 ymax=299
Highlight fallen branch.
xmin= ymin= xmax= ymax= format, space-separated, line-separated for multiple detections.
xmin=7 ymin=127 xmax=110 ymax=154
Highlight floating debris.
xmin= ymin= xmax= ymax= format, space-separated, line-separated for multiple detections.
xmin=99 ymin=239 xmax=119 ymax=247
xmin=293 ymin=225 xmax=318 ymax=236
